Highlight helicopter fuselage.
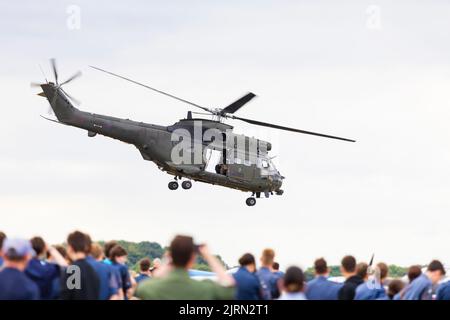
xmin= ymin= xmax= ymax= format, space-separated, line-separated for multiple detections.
xmin=40 ymin=84 xmax=284 ymax=196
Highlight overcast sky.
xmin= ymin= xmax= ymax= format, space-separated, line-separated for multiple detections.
xmin=1 ymin=0 xmax=450 ymax=269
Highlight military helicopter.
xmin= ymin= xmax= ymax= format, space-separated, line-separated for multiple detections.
xmin=32 ymin=60 xmax=355 ymax=206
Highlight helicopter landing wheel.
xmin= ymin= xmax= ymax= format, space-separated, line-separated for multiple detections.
xmin=168 ymin=181 xmax=179 ymax=190
xmin=246 ymin=197 xmax=256 ymax=206
xmin=181 ymin=180 xmax=192 ymax=190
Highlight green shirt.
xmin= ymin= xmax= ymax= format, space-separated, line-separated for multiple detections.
xmin=135 ymin=268 xmax=235 ymax=300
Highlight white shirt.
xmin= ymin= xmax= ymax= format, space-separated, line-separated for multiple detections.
xmin=278 ymin=292 xmax=307 ymax=300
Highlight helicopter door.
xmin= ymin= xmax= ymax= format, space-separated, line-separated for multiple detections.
xmin=204 ymin=148 xmax=222 ymax=174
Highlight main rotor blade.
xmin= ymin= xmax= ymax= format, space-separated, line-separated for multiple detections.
xmin=89 ymin=65 xmax=211 ymax=113
xmin=231 ymin=115 xmax=356 ymax=142
xmin=59 ymin=71 xmax=82 ymax=86
xmin=220 ymin=92 xmax=256 ymax=115
xmin=50 ymin=58 xmax=58 ymax=84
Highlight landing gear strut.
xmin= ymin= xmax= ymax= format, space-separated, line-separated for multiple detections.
xmin=168 ymin=181 xmax=179 ymax=190
xmin=246 ymin=197 xmax=256 ymax=206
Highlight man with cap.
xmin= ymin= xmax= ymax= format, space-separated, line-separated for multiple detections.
xmin=0 ymin=238 xmax=40 ymax=299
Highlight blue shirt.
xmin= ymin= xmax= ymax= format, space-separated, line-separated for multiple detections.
xmin=0 ymin=267 xmax=40 ymax=300
xmin=402 ymin=274 xmax=432 ymax=300
xmin=306 ymin=276 xmax=343 ymax=300
xmin=233 ymin=267 xmax=263 ymax=300
xmin=436 ymin=281 xmax=450 ymax=300
xmin=257 ymin=267 xmax=280 ymax=300
xmin=111 ymin=262 xmax=131 ymax=298
xmin=25 ymin=258 xmax=60 ymax=299
xmin=86 ymin=256 xmax=119 ymax=300
xmin=273 ymin=270 xmax=285 ymax=278
xmin=135 ymin=273 xmax=151 ymax=284
xmin=354 ymin=281 xmax=387 ymax=300
xmin=104 ymin=259 xmax=122 ymax=292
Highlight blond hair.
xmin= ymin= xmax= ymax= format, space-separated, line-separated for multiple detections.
xmin=261 ymin=248 xmax=275 ymax=266
xmin=90 ymin=242 xmax=104 ymax=260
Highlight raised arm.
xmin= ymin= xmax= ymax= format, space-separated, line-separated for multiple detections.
xmin=198 ymin=245 xmax=235 ymax=287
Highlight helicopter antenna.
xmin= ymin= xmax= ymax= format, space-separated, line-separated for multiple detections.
xmin=369 ymin=253 xmax=375 ymax=267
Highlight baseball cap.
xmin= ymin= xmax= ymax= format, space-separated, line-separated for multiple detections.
xmin=2 ymin=238 xmax=35 ymax=259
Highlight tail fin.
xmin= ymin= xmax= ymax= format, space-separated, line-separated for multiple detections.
xmin=40 ymin=83 xmax=78 ymax=123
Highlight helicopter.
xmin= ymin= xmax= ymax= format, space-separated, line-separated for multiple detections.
xmin=32 ymin=59 xmax=355 ymax=206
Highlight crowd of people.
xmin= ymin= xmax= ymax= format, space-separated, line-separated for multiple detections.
xmin=0 ymin=230 xmax=449 ymax=300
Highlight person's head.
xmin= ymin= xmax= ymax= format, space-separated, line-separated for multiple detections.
xmin=139 ymin=258 xmax=151 ymax=273
xmin=30 ymin=236 xmax=46 ymax=258
xmin=272 ymin=262 xmax=280 ymax=271
xmin=239 ymin=253 xmax=256 ymax=273
xmin=110 ymin=245 xmax=128 ymax=265
xmin=282 ymin=266 xmax=305 ymax=293
xmin=407 ymin=265 xmax=422 ymax=283
xmin=377 ymin=262 xmax=389 ymax=281
xmin=90 ymin=243 xmax=104 ymax=261
xmin=152 ymin=258 xmax=162 ymax=270
xmin=169 ymin=235 xmax=196 ymax=269
xmin=426 ymin=260 xmax=446 ymax=284
xmin=1 ymin=238 xmax=34 ymax=270
xmin=53 ymin=245 xmax=70 ymax=264
xmin=356 ymin=262 xmax=369 ymax=280
xmin=340 ymin=255 xmax=357 ymax=277
xmin=260 ymin=248 xmax=275 ymax=268
xmin=387 ymin=279 xmax=405 ymax=299
xmin=314 ymin=258 xmax=329 ymax=276
xmin=0 ymin=232 xmax=6 ymax=257
xmin=104 ymin=240 xmax=118 ymax=260
xmin=66 ymin=231 xmax=91 ymax=260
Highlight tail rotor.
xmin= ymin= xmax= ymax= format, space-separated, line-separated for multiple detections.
xmin=31 ymin=59 xmax=83 ymax=116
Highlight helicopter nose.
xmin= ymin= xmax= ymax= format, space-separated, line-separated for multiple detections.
xmin=273 ymin=176 xmax=283 ymax=190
